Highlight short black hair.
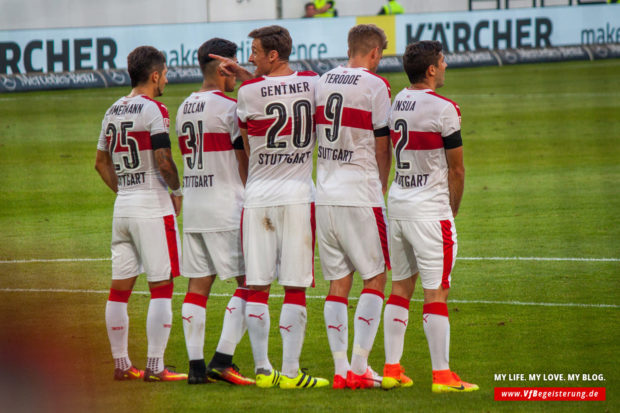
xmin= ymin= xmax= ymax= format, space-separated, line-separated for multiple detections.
xmin=127 ymin=46 xmax=166 ymax=87
xmin=198 ymin=38 xmax=238 ymax=75
xmin=402 ymin=41 xmax=443 ymax=84
xmin=248 ymin=25 xmax=292 ymax=61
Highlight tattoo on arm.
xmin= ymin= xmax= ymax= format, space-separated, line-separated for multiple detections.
xmin=154 ymin=148 xmax=181 ymax=190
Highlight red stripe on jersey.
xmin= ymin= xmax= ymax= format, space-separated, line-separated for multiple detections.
xmin=407 ymin=131 xmax=443 ymax=150
xmin=426 ymin=91 xmax=461 ymax=117
xmin=283 ymin=289 xmax=306 ymax=307
xmin=247 ymin=117 xmax=292 ymax=137
xmin=297 ymin=70 xmax=319 ymax=77
xmin=204 ymin=133 xmax=233 ymax=152
xmin=178 ymin=135 xmax=190 ymax=155
xmin=239 ymin=76 xmax=266 ymax=89
xmin=440 ymin=220 xmax=454 ymax=289
xmin=112 ymin=131 xmax=152 ymax=152
xmin=163 ymin=215 xmax=181 ymax=278
xmin=326 ymin=295 xmax=348 ymax=305
xmin=372 ymin=207 xmax=391 ymax=270
xmin=238 ymin=118 xmax=247 ymax=129
xmin=183 ymin=292 xmax=207 ymax=308
xmin=315 ymin=106 xmax=373 ymax=131
xmin=214 ymin=91 xmax=237 ymax=103
xmin=423 ymin=302 xmax=449 ymax=317
xmin=141 ymin=95 xmax=170 ymax=120
xmin=150 ymin=282 xmax=174 ymax=299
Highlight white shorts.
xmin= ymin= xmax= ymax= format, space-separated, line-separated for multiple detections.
xmin=111 ymin=215 xmax=181 ymax=282
xmin=242 ymin=203 xmax=315 ymax=288
xmin=389 ymin=218 xmax=457 ymax=290
xmin=316 ymin=205 xmax=390 ymax=281
xmin=182 ymin=230 xmax=244 ymax=280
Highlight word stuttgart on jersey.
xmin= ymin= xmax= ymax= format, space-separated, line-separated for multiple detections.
xmin=107 ymin=103 xmax=144 ymax=116
xmin=317 ymin=146 xmax=354 ymax=163
xmin=257 ymin=151 xmax=312 ymax=165
xmin=184 ymin=174 xmax=214 ymax=188
xmin=394 ymin=171 xmax=429 ymax=188
xmin=260 ymin=81 xmax=311 ymax=97
xmin=118 ymin=172 xmax=146 ymax=187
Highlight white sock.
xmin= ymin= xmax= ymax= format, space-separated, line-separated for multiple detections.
xmin=106 ymin=289 xmax=131 ymax=365
xmin=384 ymin=294 xmax=410 ymax=365
xmin=182 ymin=292 xmax=207 ymax=361
xmin=423 ymin=302 xmax=450 ymax=371
xmin=351 ymin=289 xmax=384 ymax=375
xmin=216 ymin=288 xmax=248 ymax=356
xmin=280 ymin=290 xmax=307 ymax=378
xmin=146 ymin=284 xmax=173 ymax=373
xmin=245 ymin=291 xmax=272 ymax=373
xmin=324 ymin=296 xmax=350 ymax=377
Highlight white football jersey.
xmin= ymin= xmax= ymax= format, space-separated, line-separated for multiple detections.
xmin=387 ymin=88 xmax=462 ymax=220
xmin=237 ymin=71 xmax=319 ymax=207
xmin=176 ymin=90 xmax=244 ymax=232
xmin=315 ymin=66 xmax=392 ymax=207
xmin=97 ymin=94 xmax=174 ymax=218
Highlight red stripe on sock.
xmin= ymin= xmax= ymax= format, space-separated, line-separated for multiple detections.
xmin=247 ymin=290 xmax=269 ymax=304
xmin=440 ymin=220 xmax=454 ymax=289
xmin=233 ymin=288 xmax=249 ymax=301
xmin=163 ymin=215 xmax=180 ymax=277
xmin=150 ymin=282 xmax=174 ymax=299
xmin=386 ymin=294 xmax=410 ymax=309
xmin=284 ymin=289 xmax=306 ymax=307
xmin=108 ymin=289 xmax=131 ymax=303
xmin=361 ymin=288 xmax=385 ymax=301
xmin=183 ymin=292 xmax=207 ymax=308
xmin=423 ymin=302 xmax=449 ymax=317
xmin=326 ymin=295 xmax=348 ymax=305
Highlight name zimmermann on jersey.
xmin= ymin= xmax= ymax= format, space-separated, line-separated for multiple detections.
xmin=107 ymin=103 xmax=144 ymax=116
xmin=394 ymin=171 xmax=429 ymax=188
xmin=184 ymin=175 xmax=214 ymax=187
xmin=317 ymin=146 xmax=353 ymax=163
xmin=118 ymin=172 xmax=146 ymax=187
xmin=258 ymin=151 xmax=312 ymax=165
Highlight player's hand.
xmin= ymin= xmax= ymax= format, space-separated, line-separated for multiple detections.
xmin=170 ymin=194 xmax=183 ymax=216
xmin=208 ymin=54 xmax=253 ymax=82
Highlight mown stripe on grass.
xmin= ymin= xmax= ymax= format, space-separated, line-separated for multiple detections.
xmin=0 ymin=288 xmax=617 ymax=308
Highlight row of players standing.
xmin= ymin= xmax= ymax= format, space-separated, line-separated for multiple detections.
xmin=95 ymin=23 xmax=478 ymax=393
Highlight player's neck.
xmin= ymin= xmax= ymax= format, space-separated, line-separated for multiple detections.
xmin=266 ymin=61 xmax=294 ymax=77
xmin=128 ymin=85 xmax=157 ymax=99
xmin=347 ymin=57 xmax=372 ymax=71
xmin=410 ymin=79 xmax=435 ymax=91
xmin=199 ymin=77 xmax=224 ymax=93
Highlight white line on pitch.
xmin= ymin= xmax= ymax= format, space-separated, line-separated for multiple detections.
xmin=0 ymin=288 xmax=617 ymax=309
xmin=1 ymin=256 xmax=619 ymax=264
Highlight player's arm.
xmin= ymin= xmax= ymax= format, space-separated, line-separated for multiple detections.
xmin=233 ymin=136 xmax=249 ymax=186
xmin=154 ymin=145 xmax=183 ymax=216
xmin=240 ymin=128 xmax=250 ymax=158
xmin=375 ymin=129 xmax=392 ymax=195
xmin=445 ymin=145 xmax=465 ymax=217
xmin=208 ymin=54 xmax=254 ymax=82
xmin=95 ymin=149 xmax=118 ymax=193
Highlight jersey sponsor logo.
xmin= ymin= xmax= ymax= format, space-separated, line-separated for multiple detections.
xmin=317 ymin=145 xmax=353 ymax=163
xmin=393 ymin=171 xmax=430 ymax=188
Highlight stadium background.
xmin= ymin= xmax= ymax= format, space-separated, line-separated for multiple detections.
xmin=0 ymin=1 xmax=618 ymax=412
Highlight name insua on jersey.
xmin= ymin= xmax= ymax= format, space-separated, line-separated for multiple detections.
xmin=184 ymin=174 xmax=214 ymax=188
xmin=317 ymin=146 xmax=354 ymax=163
xmin=258 ymin=151 xmax=312 ymax=165
xmin=394 ymin=171 xmax=429 ymax=188
xmin=260 ymin=81 xmax=310 ymax=97
xmin=118 ymin=172 xmax=146 ymax=187
xmin=393 ymin=100 xmax=416 ymax=112
xmin=182 ymin=101 xmax=206 ymax=114
xmin=108 ymin=103 xmax=144 ymax=116
xmin=323 ymin=73 xmax=362 ymax=86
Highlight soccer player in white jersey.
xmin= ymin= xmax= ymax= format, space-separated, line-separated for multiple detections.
xmin=236 ymin=25 xmax=328 ymax=389
xmin=385 ymin=40 xmax=478 ymax=392
xmin=176 ymin=38 xmax=255 ymax=386
xmin=314 ymin=24 xmax=393 ymax=390
xmin=95 ymin=46 xmax=187 ymax=382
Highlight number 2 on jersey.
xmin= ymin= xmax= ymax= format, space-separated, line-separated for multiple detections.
xmin=106 ymin=121 xmax=140 ymax=172
xmin=265 ymin=99 xmax=313 ymax=149
xmin=393 ymin=119 xmax=411 ymax=170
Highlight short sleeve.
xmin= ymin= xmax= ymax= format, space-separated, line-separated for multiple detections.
xmin=440 ymin=103 xmax=461 ymax=137
xmin=97 ymin=116 xmax=109 ymax=151
xmin=236 ymin=87 xmax=248 ymax=129
xmin=145 ymin=101 xmax=170 ymax=136
xmin=371 ymin=79 xmax=391 ymax=130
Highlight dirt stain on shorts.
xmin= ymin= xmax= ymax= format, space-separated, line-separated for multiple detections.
xmin=263 ymin=217 xmax=275 ymax=231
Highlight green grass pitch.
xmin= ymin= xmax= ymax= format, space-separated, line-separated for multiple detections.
xmin=0 ymin=59 xmax=619 ymax=412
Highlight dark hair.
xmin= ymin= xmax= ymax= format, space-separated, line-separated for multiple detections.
xmin=248 ymin=25 xmax=292 ymax=61
xmin=127 ymin=46 xmax=166 ymax=87
xmin=348 ymin=24 xmax=387 ymax=56
xmin=402 ymin=41 xmax=443 ymax=84
xmin=198 ymin=38 xmax=238 ymax=75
